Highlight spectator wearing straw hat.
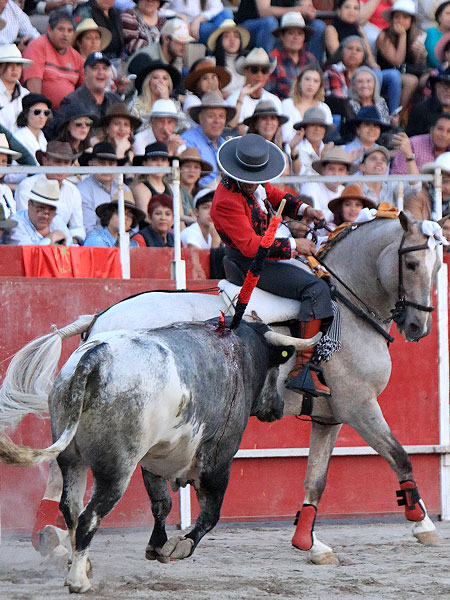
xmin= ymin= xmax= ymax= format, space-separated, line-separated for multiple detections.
xmin=182 ymin=91 xmax=236 ymax=185
xmin=4 ymin=176 xmax=72 ymax=246
xmin=225 ymin=48 xmax=281 ymax=133
xmin=267 ymin=12 xmax=317 ymax=101
xmin=71 ymin=18 xmax=112 ymax=61
xmin=83 ymin=190 xmax=145 ymax=247
xmin=0 ymin=44 xmax=33 ymax=133
xmin=133 ymin=98 xmax=186 ymax=156
xmin=73 ymin=0 xmax=125 ymax=60
xmin=15 ymin=141 xmax=86 ymax=243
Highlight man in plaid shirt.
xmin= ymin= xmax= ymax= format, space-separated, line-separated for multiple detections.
xmin=391 ymin=114 xmax=450 ymax=174
xmin=267 ymin=12 xmax=317 ymax=100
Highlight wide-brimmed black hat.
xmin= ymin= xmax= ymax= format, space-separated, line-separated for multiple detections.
xmin=132 ymin=141 xmax=175 ymax=166
xmin=22 ymin=93 xmax=52 ymax=111
xmin=217 ymin=134 xmax=286 ymax=184
xmin=79 ymin=141 xmax=119 ymax=166
xmin=57 ymin=103 xmax=98 ymax=129
xmin=129 ymin=55 xmax=181 ymax=95
xmin=347 ymin=106 xmax=391 ymax=132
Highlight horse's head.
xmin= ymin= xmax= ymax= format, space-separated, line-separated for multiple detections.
xmin=388 ymin=212 xmax=441 ymax=342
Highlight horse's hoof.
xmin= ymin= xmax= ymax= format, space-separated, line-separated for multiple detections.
xmin=145 ymin=544 xmax=169 ymax=563
xmin=161 ymin=535 xmax=194 ymax=560
xmin=414 ymin=530 xmax=440 ymax=546
xmin=309 ymin=551 xmax=340 ymax=565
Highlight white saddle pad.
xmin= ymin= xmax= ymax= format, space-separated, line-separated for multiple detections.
xmin=218 ymin=279 xmax=300 ymax=324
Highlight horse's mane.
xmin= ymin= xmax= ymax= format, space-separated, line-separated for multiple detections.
xmin=319 ymin=218 xmax=395 ymax=260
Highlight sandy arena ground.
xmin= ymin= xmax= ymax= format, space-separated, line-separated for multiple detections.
xmin=0 ymin=520 xmax=449 ymax=599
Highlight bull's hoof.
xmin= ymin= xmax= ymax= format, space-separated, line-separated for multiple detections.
xmin=161 ymin=535 xmax=194 ymax=560
xmin=308 ymin=551 xmax=340 ymax=565
xmin=145 ymin=544 xmax=169 ymax=563
xmin=414 ymin=530 xmax=440 ymax=546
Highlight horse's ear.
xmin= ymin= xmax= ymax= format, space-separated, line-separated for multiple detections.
xmin=399 ymin=211 xmax=412 ymax=232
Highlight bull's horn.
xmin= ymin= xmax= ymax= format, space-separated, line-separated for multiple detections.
xmin=264 ymin=330 xmax=322 ymax=350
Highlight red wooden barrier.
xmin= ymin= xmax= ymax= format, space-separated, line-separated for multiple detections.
xmin=0 ymin=249 xmax=444 ymax=532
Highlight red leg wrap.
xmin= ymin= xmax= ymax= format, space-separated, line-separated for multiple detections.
xmin=291 ymin=504 xmax=317 ymax=551
xmin=396 ymin=480 xmax=425 ymax=522
xmin=31 ymin=499 xmax=66 ymax=550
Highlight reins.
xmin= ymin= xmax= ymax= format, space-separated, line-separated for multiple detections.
xmin=310 ymin=222 xmax=435 ymax=344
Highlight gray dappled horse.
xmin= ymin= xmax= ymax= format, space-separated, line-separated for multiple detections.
xmin=0 ymin=212 xmax=442 ymax=565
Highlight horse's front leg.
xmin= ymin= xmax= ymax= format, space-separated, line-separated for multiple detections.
xmin=292 ymin=420 xmax=342 ymax=565
xmin=343 ymin=397 xmax=439 ymax=546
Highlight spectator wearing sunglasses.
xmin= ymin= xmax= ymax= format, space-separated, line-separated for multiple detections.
xmin=226 ymin=48 xmax=282 ymax=133
xmin=8 ymin=93 xmax=51 ymax=184
xmin=56 ymin=103 xmax=98 ymax=158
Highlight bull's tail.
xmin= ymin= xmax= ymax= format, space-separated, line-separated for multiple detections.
xmin=0 ymin=314 xmax=96 ymax=430
xmin=0 ymin=342 xmax=96 ymax=467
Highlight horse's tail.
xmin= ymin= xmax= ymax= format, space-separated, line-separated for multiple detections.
xmin=0 ymin=314 xmax=96 ymax=431
xmin=0 ymin=341 xmax=94 ymax=466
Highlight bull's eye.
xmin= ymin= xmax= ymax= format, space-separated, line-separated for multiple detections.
xmin=406 ymin=261 xmax=417 ymax=271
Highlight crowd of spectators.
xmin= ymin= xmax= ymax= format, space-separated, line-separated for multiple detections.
xmin=0 ymin=0 xmax=450 ymax=254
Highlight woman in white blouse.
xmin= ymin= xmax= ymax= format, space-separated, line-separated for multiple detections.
xmin=8 ymin=92 xmax=50 ymax=184
xmin=281 ymin=65 xmax=333 ymax=144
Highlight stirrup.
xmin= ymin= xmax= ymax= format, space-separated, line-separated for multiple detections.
xmin=286 ymin=363 xmax=318 ymax=396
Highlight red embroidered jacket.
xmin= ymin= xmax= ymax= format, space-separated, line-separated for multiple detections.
xmin=211 ymin=177 xmax=306 ymax=259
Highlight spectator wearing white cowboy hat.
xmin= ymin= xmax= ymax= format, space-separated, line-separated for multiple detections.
xmin=4 ymin=176 xmax=72 ymax=246
xmin=290 ymin=106 xmax=336 ymax=175
xmin=83 ymin=189 xmax=146 ymax=247
xmin=182 ymin=91 xmax=236 ymax=185
xmin=211 ymin=133 xmax=333 ymax=396
xmin=71 ymin=18 xmax=112 ymax=61
xmin=0 ymin=44 xmax=33 ymax=133
xmin=266 ymin=12 xmax=317 ymax=101
xmin=0 ymin=132 xmax=21 ymax=219
xmin=15 ymin=141 xmax=86 ymax=244
xmin=207 ymin=19 xmax=250 ymax=98
xmin=133 ymin=98 xmax=186 ymax=156
xmin=226 ymin=48 xmax=281 ymax=133
xmin=403 ymin=150 xmax=450 ymax=220
xmin=300 ymin=145 xmax=358 ymax=224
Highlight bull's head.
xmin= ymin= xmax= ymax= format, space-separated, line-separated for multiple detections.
xmin=251 ymin=326 xmax=322 ymax=422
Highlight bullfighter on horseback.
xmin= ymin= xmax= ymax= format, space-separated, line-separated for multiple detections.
xmin=212 ymin=133 xmax=334 ymax=397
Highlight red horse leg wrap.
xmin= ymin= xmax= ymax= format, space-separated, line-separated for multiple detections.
xmin=396 ymin=480 xmax=425 ymax=522
xmin=31 ymin=499 xmax=66 ymax=550
xmin=291 ymin=504 xmax=317 ymax=551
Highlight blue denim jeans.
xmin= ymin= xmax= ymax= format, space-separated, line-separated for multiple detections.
xmin=198 ymin=9 xmax=235 ymax=45
xmin=306 ymin=18 xmax=326 ymax=64
xmin=238 ymin=16 xmax=279 ymax=53
xmin=374 ymin=68 xmax=401 ymax=114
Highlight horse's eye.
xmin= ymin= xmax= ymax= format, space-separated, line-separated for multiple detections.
xmin=406 ymin=261 xmax=417 ymax=271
